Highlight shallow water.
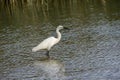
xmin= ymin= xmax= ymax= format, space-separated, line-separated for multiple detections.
xmin=0 ymin=0 xmax=120 ymax=80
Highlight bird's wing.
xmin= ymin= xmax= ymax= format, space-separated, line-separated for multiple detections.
xmin=32 ymin=37 xmax=57 ymax=52
xmin=46 ymin=37 xmax=58 ymax=49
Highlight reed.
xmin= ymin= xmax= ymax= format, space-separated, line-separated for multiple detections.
xmin=0 ymin=0 xmax=108 ymax=18
xmin=0 ymin=0 xmax=107 ymax=8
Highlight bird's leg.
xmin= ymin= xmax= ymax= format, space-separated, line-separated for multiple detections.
xmin=46 ymin=50 xmax=50 ymax=58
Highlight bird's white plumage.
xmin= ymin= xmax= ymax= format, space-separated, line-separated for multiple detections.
xmin=32 ymin=25 xmax=64 ymax=52
xmin=32 ymin=37 xmax=58 ymax=52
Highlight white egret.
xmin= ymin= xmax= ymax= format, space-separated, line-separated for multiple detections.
xmin=32 ymin=25 xmax=69 ymax=58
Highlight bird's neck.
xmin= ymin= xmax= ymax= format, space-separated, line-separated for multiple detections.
xmin=56 ymin=29 xmax=61 ymax=41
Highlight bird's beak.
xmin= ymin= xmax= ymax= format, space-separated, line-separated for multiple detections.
xmin=64 ymin=27 xmax=70 ymax=30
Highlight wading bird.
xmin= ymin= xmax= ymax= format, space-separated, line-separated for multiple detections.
xmin=32 ymin=25 xmax=69 ymax=58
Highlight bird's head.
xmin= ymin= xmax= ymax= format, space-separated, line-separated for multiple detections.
xmin=57 ymin=25 xmax=69 ymax=30
xmin=57 ymin=25 xmax=64 ymax=30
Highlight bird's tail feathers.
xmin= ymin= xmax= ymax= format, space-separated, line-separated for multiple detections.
xmin=32 ymin=47 xmax=39 ymax=52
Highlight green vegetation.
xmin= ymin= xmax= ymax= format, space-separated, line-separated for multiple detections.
xmin=0 ymin=0 xmax=108 ymax=15
xmin=0 ymin=0 xmax=119 ymax=26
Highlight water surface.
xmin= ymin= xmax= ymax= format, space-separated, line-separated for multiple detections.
xmin=0 ymin=0 xmax=120 ymax=80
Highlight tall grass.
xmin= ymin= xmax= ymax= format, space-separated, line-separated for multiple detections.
xmin=0 ymin=0 xmax=110 ymax=20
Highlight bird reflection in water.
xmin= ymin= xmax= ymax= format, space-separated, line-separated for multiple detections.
xmin=34 ymin=58 xmax=66 ymax=80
